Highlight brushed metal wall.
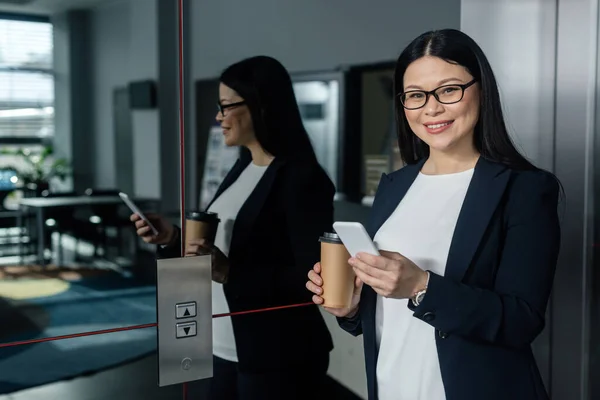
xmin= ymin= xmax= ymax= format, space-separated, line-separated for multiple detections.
xmin=553 ymin=0 xmax=598 ymax=399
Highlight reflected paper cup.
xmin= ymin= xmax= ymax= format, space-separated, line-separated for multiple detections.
xmin=185 ymin=210 xmax=226 ymax=283
xmin=185 ymin=210 xmax=220 ymax=248
xmin=319 ymin=232 xmax=355 ymax=309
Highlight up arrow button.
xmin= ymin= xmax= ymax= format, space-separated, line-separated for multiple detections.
xmin=175 ymin=302 xmax=197 ymax=319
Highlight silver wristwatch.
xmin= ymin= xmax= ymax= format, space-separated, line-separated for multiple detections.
xmin=411 ymin=271 xmax=430 ymax=307
xmin=411 ymin=288 xmax=427 ymax=307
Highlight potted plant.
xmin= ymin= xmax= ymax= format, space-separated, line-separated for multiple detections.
xmin=0 ymin=145 xmax=71 ymax=196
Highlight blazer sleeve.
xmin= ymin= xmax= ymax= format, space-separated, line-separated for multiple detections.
xmin=337 ymin=310 xmax=363 ymax=336
xmin=408 ymin=171 xmax=561 ymax=349
xmin=280 ymin=161 xmax=336 ymax=302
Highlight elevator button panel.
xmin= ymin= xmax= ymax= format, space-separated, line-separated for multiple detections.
xmin=157 ymin=256 xmax=213 ymax=386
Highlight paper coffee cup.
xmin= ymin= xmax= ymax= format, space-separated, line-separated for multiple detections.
xmin=319 ymin=232 xmax=355 ymax=309
xmin=185 ymin=210 xmax=220 ymax=248
xmin=185 ymin=210 xmax=227 ymax=283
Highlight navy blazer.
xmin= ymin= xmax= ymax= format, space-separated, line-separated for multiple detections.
xmin=338 ymin=157 xmax=561 ymax=400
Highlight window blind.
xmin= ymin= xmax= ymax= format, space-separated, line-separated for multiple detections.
xmin=0 ymin=17 xmax=53 ymax=141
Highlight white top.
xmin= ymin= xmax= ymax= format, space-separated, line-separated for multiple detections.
xmin=207 ymin=162 xmax=268 ymax=362
xmin=373 ymin=168 xmax=474 ymax=400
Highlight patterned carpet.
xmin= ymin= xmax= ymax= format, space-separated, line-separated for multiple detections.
xmin=0 ymin=264 xmax=157 ymax=394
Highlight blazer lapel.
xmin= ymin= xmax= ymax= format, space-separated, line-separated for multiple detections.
xmin=366 ymin=159 xmax=425 ymax=238
xmin=444 ymin=157 xmax=510 ymax=281
xmin=228 ymin=157 xmax=286 ymax=258
xmin=205 ymin=158 xmax=248 ymax=211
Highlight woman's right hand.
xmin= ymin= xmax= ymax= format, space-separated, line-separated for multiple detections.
xmin=306 ymin=262 xmax=363 ymax=318
xmin=130 ymin=213 xmax=175 ymax=245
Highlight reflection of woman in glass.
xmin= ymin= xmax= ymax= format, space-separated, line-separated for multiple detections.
xmin=307 ymin=29 xmax=562 ymax=400
xmin=131 ymin=56 xmax=334 ymax=400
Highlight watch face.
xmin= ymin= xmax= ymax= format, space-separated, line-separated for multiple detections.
xmin=416 ymin=291 xmax=426 ymax=304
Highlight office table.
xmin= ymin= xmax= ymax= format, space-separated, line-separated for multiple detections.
xmin=19 ymin=196 xmax=159 ymax=266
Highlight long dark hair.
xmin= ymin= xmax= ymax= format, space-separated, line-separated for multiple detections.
xmin=394 ymin=29 xmax=536 ymax=171
xmin=219 ymin=55 xmax=316 ymax=161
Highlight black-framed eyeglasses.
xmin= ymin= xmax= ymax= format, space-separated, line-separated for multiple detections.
xmin=217 ymin=100 xmax=246 ymax=115
xmin=398 ymin=79 xmax=477 ymax=110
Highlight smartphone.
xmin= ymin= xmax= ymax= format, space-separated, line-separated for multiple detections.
xmin=119 ymin=192 xmax=159 ymax=236
xmin=332 ymin=221 xmax=380 ymax=257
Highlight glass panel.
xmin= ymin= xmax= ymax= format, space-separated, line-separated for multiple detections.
xmin=293 ymin=77 xmax=340 ymax=189
xmin=0 ymin=2 xmax=178 ymax=348
xmin=0 ymin=0 xmax=187 ymax=396
xmin=0 ymin=0 xmax=475 ymax=397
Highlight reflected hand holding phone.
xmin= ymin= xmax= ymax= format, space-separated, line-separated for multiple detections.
xmin=119 ymin=192 xmax=159 ymax=236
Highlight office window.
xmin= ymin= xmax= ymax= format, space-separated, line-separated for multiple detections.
xmin=0 ymin=15 xmax=53 ymax=143
xmin=0 ymin=14 xmax=53 ymax=188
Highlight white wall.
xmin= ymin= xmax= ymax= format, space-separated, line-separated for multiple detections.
xmin=90 ymin=0 xmax=159 ymax=197
xmin=191 ymin=0 xmax=461 ymax=79
xmin=189 ymin=1 xmax=461 ymax=397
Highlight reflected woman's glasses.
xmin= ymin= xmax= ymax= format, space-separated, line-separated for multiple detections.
xmin=217 ymin=100 xmax=246 ymax=116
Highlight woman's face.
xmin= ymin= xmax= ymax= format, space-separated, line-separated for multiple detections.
xmin=216 ymin=83 xmax=256 ymax=147
xmin=402 ymin=56 xmax=480 ymax=156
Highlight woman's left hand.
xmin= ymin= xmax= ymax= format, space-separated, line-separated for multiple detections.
xmin=349 ymin=250 xmax=429 ymax=299
xmin=185 ymin=239 xmax=230 ymax=283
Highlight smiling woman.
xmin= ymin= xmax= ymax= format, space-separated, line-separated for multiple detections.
xmin=307 ymin=28 xmax=562 ymax=400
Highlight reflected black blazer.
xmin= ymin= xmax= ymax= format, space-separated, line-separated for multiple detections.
xmin=338 ymin=157 xmax=561 ymax=400
xmin=160 ymin=154 xmax=334 ymax=372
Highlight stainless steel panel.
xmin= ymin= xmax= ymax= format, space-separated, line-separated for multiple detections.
xmin=591 ymin=5 xmax=600 ymax=395
xmin=553 ymin=0 xmax=599 ymax=399
xmin=461 ymin=0 xmax=558 ymax=170
xmin=157 ymin=256 xmax=213 ymax=386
